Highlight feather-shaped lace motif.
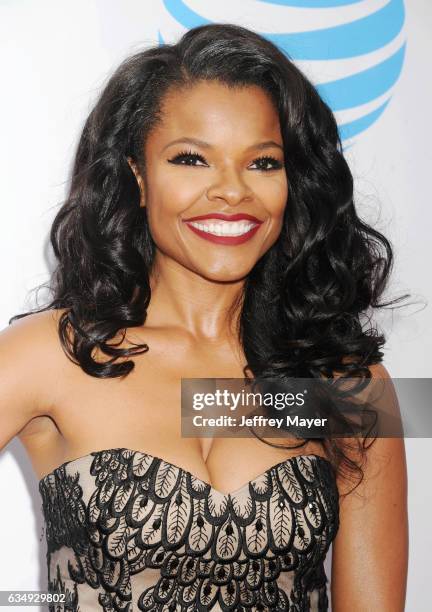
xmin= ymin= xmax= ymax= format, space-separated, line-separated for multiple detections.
xmin=39 ymin=448 xmax=339 ymax=611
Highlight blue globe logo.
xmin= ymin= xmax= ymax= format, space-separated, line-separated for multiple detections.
xmin=159 ymin=0 xmax=406 ymax=146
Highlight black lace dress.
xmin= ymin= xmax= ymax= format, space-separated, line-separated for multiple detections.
xmin=38 ymin=448 xmax=339 ymax=611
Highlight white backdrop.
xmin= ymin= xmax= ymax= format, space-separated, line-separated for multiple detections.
xmin=0 ymin=1 xmax=431 ymax=610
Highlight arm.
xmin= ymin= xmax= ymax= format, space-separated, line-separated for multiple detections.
xmin=0 ymin=312 xmax=55 ymax=453
xmin=331 ymin=364 xmax=409 ymax=611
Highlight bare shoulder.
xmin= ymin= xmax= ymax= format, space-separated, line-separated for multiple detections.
xmin=7 ymin=306 xmax=68 ymax=332
xmin=368 ymin=362 xmax=391 ymax=378
xmin=363 ymin=362 xmax=405 ymax=488
xmin=335 ymin=362 xmax=404 ymax=494
xmin=4 ymin=307 xmax=70 ymax=372
xmin=6 ymin=306 xmax=66 ymax=332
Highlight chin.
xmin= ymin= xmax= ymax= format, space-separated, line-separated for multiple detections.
xmin=197 ymin=267 xmax=252 ymax=283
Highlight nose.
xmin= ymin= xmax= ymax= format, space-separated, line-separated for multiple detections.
xmin=206 ymin=165 xmax=253 ymax=207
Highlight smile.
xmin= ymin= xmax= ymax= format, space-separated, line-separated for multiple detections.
xmin=183 ymin=219 xmax=262 ymax=245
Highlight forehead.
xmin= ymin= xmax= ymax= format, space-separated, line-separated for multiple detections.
xmin=149 ymin=80 xmax=281 ymax=145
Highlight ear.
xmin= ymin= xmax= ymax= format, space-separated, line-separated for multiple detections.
xmin=127 ymin=156 xmax=146 ymax=208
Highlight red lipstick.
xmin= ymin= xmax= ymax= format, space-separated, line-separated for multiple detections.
xmin=183 ymin=212 xmax=262 ymax=223
xmin=181 ymin=212 xmax=263 ymax=246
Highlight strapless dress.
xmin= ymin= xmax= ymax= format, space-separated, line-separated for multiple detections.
xmin=38 ymin=448 xmax=339 ymax=611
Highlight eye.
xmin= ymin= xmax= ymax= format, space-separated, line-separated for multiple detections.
xmin=167 ymin=150 xmax=208 ymax=166
xmin=167 ymin=150 xmax=284 ymax=171
xmin=250 ymin=156 xmax=284 ymax=171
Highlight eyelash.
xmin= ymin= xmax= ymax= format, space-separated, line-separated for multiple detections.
xmin=167 ymin=149 xmax=283 ymax=171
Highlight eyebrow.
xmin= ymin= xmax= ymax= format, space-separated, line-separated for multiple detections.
xmin=162 ymin=137 xmax=284 ymax=153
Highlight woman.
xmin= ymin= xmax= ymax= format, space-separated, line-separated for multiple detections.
xmin=0 ymin=23 xmax=408 ymax=611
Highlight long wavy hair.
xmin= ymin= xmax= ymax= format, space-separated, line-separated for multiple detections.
xmin=10 ymin=23 xmax=411 ymax=496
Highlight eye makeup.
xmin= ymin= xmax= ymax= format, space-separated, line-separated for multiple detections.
xmin=167 ymin=149 xmax=284 ymax=171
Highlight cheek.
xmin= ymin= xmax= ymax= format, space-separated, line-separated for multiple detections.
xmin=144 ymin=174 xmax=201 ymax=248
xmin=260 ymin=176 xmax=288 ymax=219
xmin=148 ymin=167 xmax=205 ymax=216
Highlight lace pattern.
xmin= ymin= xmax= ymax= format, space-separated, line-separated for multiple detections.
xmin=39 ymin=448 xmax=339 ymax=611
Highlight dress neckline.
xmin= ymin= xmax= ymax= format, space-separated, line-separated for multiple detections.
xmin=38 ymin=447 xmax=334 ymax=498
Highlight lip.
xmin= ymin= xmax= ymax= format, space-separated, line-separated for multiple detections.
xmin=182 ymin=212 xmax=263 ymax=223
xmin=182 ymin=217 xmax=263 ymax=246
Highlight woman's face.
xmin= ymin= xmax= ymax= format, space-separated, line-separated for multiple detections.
xmin=130 ymin=80 xmax=288 ymax=282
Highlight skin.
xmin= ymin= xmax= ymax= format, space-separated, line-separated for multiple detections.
xmin=0 ymin=80 xmax=407 ymax=609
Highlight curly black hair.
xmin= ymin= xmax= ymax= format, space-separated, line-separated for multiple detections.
xmin=10 ymin=23 xmax=411 ymax=496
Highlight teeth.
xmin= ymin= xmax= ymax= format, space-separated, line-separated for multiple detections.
xmin=188 ymin=220 xmax=257 ymax=237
